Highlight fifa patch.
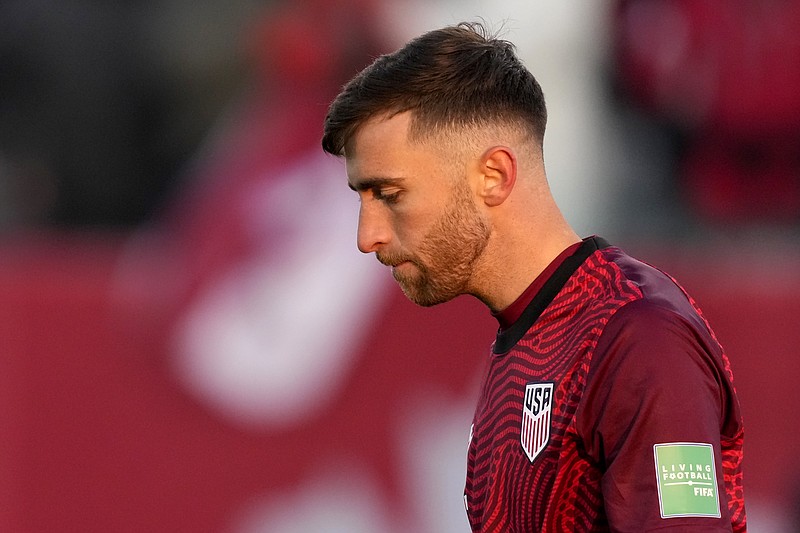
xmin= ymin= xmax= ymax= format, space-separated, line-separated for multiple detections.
xmin=654 ymin=442 xmax=720 ymax=519
xmin=521 ymin=382 xmax=553 ymax=462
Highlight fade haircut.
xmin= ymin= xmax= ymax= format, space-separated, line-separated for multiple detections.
xmin=321 ymin=21 xmax=547 ymax=156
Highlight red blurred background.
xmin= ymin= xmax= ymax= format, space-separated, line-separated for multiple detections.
xmin=1 ymin=1 xmax=798 ymax=531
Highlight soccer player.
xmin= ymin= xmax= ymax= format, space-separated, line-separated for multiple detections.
xmin=321 ymin=22 xmax=745 ymax=532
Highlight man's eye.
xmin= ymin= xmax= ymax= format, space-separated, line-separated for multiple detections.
xmin=373 ymin=189 xmax=401 ymax=204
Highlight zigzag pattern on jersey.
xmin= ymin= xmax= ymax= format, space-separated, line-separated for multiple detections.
xmin=465 ymin=250 xmax=642 ymax=532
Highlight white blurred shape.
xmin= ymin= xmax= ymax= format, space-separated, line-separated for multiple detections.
xmin=229 ymin=390 xmax=480 ymax=533
xmin=232 ymin=463 xmax=393 ymax=533
xmin=396 ymin=390 xmax=476 ymax=532
xmin=174 ymin=151 xmax=389 ymax=428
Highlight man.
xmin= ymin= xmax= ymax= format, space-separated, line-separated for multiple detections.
xmin=322 ymin=22 xmax=745 ymax=532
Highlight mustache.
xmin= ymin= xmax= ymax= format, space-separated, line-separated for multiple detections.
xmin=376 ymin=252 xmax=412 ymax=267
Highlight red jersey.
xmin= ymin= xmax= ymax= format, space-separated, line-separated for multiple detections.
xmin=464 ymin=237 xmax=746 ymax=531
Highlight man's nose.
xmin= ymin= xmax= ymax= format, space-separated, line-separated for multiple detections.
xmin=356 ymin=203 xmax=391 ymax=254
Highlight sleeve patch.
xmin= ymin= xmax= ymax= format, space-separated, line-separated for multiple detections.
xmin=653 ymin=442 xmax=721 ymax=519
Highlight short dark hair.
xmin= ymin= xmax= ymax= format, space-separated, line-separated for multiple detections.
xmin=321 ymin=21 xmax=548 ymax=156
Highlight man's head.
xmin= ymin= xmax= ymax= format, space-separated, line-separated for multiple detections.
xmin=323 ymin=22 xmax=556 ymax=309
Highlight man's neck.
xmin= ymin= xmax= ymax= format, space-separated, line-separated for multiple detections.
xmin=469 ymin=224 xmax=581 ymax=313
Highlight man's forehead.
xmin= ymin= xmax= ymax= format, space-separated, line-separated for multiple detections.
xmin=343 ymin=111 xmax=471 ymax=191
xmin=345 ymin=111 xmax=413 ymax=157
xmin=345 ymin=150 xmax=407 ymax=190
xmin=344 ymin=112 xmax=415 ymax=184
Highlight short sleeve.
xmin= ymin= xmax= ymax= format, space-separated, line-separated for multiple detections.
xmin=576 ymin=299 xmax=736 ymax=531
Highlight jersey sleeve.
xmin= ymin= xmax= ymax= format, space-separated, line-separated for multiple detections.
xmin=576 ymin=298 xmax=739 ymax=531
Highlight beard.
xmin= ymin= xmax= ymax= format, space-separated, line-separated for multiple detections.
xmin=377 ymin=181 xmax=490 ymax=307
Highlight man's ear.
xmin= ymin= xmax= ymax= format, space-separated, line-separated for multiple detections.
xmin=478 ymin=146 xmax=517 ymax=207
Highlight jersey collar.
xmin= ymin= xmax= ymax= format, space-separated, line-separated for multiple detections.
xmin=492 ymin=236 xmax=611 ymax=355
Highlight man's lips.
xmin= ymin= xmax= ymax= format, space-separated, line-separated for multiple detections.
xmin=377 ymin=256 xmax=415 ymax=276
xmin=377 ymin=254 xmax=410 ymax=268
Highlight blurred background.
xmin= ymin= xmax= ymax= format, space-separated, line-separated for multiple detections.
xmin=0 ymin=0 xmax=798 ymax=531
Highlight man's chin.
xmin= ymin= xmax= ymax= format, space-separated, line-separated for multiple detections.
xmin=390 ymin=264 xmax=460 ymax=306
xmin=397 ymin=280 xmax=456 ymax=308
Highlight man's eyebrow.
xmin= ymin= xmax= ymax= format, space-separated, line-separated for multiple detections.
xmin=348 ymin=177 xmax=405 ymax=192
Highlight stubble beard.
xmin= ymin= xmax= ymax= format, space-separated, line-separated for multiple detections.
xmin=379 ymin=183 xmax=491 ymax=307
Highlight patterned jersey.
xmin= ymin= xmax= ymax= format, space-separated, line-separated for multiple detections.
xmin=464 ymin=237 xmax=746 ymax=532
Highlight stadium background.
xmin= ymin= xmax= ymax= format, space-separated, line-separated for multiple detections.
xmin=1 ymin=0 xmax=798 ymax=531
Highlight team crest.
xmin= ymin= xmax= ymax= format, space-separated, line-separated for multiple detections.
xmin=521 ymin=382 xmax=554 ymax=462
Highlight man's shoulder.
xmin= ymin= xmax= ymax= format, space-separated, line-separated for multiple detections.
xmin=593 ymin=245 xmax=704 ymax=322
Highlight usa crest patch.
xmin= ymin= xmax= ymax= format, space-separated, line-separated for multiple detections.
xmin=521 ymin=382 xmax=554 ymax=462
